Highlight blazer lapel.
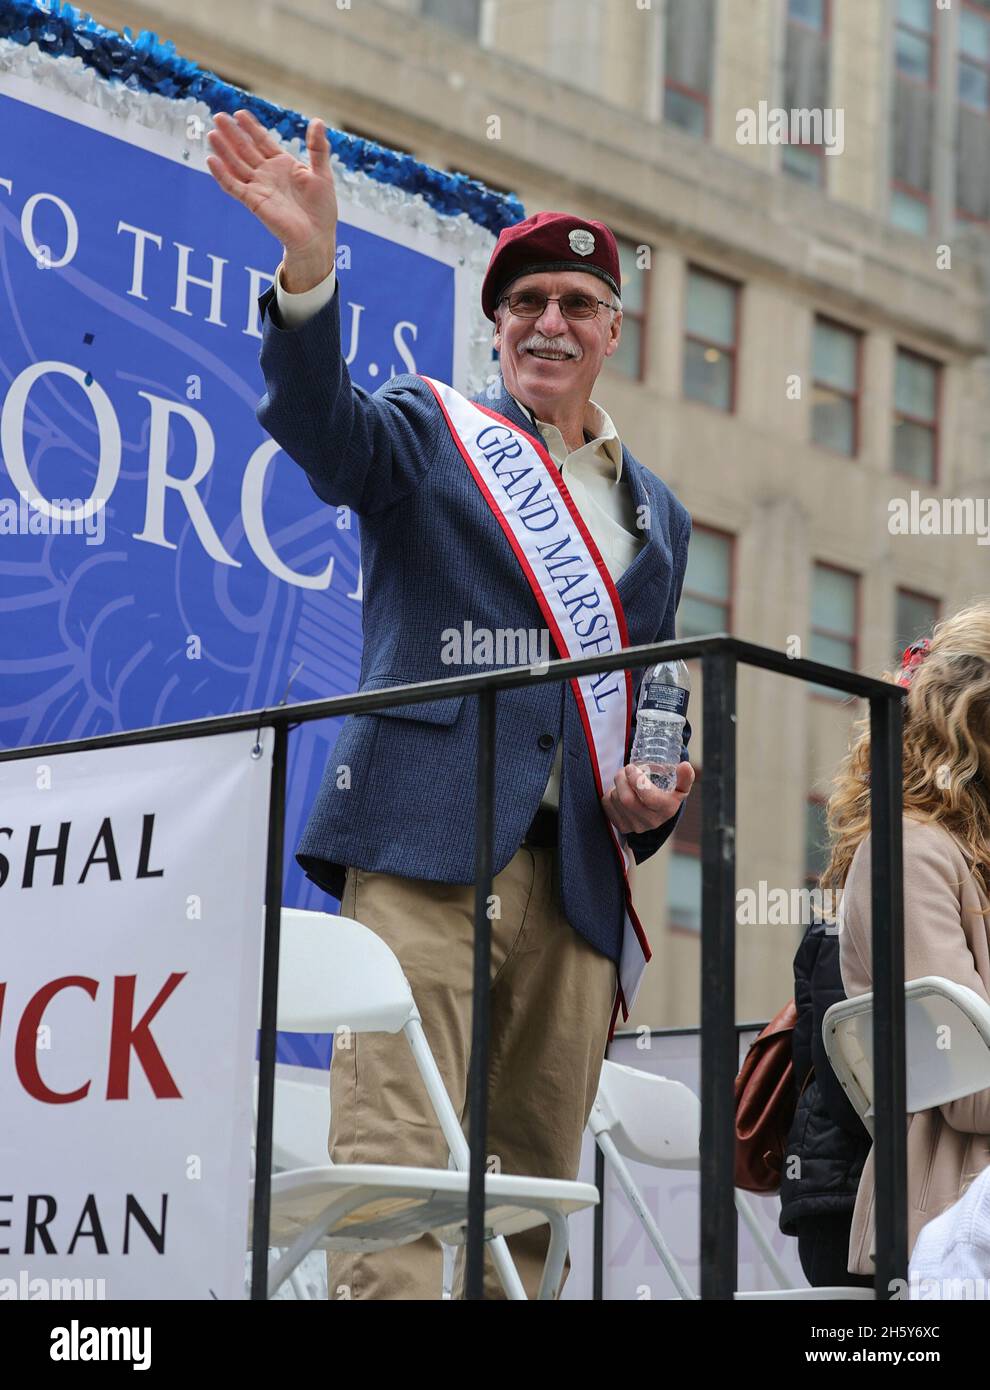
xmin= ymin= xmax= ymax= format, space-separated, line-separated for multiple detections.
xmin=614 ymin=448 xmax=667 ymax=611
xmin=472 ymin=379 xmax=546 ymax=449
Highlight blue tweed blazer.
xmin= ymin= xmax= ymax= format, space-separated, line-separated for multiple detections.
xmin=255 ymin=278 xmax=692 ymax=966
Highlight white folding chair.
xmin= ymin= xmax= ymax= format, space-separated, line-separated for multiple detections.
xmin=587 ymin=1058 xmax=874 ymax=1300
xmin=823 ymin=975 xmax=990 ymax=1136
xmin=249 ymin=908 xmax=598 ymax=1299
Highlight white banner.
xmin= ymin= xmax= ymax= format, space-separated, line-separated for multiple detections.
xmin=0 ymin=728 xmax=273 ymax=1300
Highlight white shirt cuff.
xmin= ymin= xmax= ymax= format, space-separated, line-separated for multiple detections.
xmin=274 ymin=261 xmax=337 ymax=328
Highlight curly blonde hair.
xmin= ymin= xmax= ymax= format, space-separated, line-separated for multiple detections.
xmin=820 ymin=600 xmax=990 ymax=902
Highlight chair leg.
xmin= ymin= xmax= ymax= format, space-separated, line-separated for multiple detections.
xmin=411 ymin=1021 xmax=528 ymax=1300
xmin=596 ymin=1132 xmax=697 ymax=1300
xmin=734 ymin=1190 xmax=791 ymax=1289
xmin=491 ymin=1234 xmax=528 ymax=1299
xmin=263 ymin=1193 xmax=360 ymax=1298
xmin=536 ymin=1211 xmax=570 ymax=1301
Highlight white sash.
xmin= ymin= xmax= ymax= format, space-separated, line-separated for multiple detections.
xmin=420 ymin=374 xmax=653 ymax=1034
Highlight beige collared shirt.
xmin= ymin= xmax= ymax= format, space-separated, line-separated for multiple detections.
xmin=273 ymin=262 xmax=645 ymax=809
xmin=503 ymin=391 xmax=643 ymax=808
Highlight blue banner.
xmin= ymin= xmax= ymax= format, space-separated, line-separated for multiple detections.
xmin=0 ymin=12 xmax=518 ymax=1070
xmin=0 ymin=85 xmax=461 ymax=933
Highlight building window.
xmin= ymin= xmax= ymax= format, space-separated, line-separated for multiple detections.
xmin=790 ymin=0 xmax=828 ymax=27
xmin=891 ymin=0 xmax=936 ymax=233
xmin=667 ymin=765 xmax=702 ymax=933
xmin=810 ymin=562 xmax=859 ymax=700
xmin=805 ymin=795 xmax=830 ymax=888
xmin=960 ymin=0 xmax=990 ymax=105
xmin=811 ymin=317 xmax=860 ymax=456
xmin=893 ymin=348 xmax=939 ymax=482
xmin=956 ymin=0 xmax=990 ymax=224
xmin=683 ymin=267 xmax=739 ymax=412
xmin=895 ymin=588 xmax=940 ymax=664
xmin=677 ymin=526 xmax=733 ymax=639
xmin=896 ymin=0 xmax=937 ymax=79
xmin=420 ymin=0 xmax=482 ymax=39
xmin=608 ymin=237 xmax=650 ymax=381
xmin=663 ymin=0 xmax=715 ymax=136
xmin=782 ymin=0 xmax=831 ymax=186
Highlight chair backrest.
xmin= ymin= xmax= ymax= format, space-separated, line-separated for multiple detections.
xmin=823 ymin=975 xmax=990 ymax=1129
xmin=267 ymin=908 xmax=417 ymax=1035
xmin=252 ymin=1072 xmax=331 ymax=1170
xmin=588 ymin=1060 xmax=700 ymax=1169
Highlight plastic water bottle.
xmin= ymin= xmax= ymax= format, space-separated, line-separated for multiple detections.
xmin=629 ymin=660 xmax=691 ymax=792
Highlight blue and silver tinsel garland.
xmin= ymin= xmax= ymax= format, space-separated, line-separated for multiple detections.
xmin=0 ymin=0 xmax=524 ymax=235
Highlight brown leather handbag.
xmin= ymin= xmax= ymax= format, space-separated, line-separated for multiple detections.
xmin=734 ymin=999 xmax=802 ymax=1194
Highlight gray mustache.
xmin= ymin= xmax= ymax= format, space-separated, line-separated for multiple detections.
xmin=518 ymin=337 xmax=581 ymax=358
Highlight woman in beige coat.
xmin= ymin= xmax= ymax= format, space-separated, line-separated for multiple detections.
xmin=821 ymin=601 xmax=990 ymax=1280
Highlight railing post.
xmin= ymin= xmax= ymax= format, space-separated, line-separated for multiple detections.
xmin=700 ymin=648 xmax=737 ymax=1300
xmin=251 ymin=721 xmax=287 ymax=1300
xmin=593 ymin=1143 xmax=606 ymax=1300
xmin=466 ymin=687 xmax=496 ymax=1299
xmin=869 ymin=693 xmax=907 ymax=1297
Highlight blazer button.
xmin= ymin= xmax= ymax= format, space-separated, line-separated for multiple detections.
xmin=537 ymin=733 xmax=555 ymax=751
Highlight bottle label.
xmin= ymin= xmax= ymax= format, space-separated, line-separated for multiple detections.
xmin=642 ymin=682 xmax=689 ymax=717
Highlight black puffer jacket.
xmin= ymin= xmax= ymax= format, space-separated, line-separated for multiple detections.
xmin=778 ymin=916 xmax=871 ymax=1234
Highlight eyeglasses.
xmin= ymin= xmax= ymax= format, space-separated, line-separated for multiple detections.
xmin=498 ymin=289 xmax=616 ymax=320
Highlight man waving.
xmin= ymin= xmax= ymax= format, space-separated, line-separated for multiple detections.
xmin=207 ymin=110 xmax=693 ymax=1300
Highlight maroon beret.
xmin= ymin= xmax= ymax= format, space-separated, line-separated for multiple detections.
xmin=481 ymin=211 xmax=621 ymax=322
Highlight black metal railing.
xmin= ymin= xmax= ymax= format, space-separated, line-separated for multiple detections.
xmin=0 ymin=634 xmax=906 ymax=1300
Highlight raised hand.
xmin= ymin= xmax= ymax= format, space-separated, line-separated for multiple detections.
xmin=205 ymin=109 xmax=337 ymax=261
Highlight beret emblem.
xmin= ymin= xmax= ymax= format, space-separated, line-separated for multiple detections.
xmin=568 ymin=228 xmax=595 ymax=256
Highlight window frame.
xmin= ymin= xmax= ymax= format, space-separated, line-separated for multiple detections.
xmin=682 ymin=264 xmax=741 ymax=415
xmin=959 ymin=0 xmax=990 ymax=113
xmin=890 ymin=180 xmax=933 ymax=233
xmin=677 ymin=523 xmax=736 ymax=638
xmin=892 ymin=346 xmax=942 ymax=486
xmin=810 ymin=314 xmax=863 ymax=459
xmin=890 ymin=0 xmax=937 ymax=232
xmin=782 ymin=139 xmax=827 ymax=187
xmin=955 ymin=0 xmax=990 ymax=226
xmin=607 ymin=234 xmax=652 ymax=384
xmin=663 ymin=76 xmax=712 ymax=138
xmin=419 ymin=0 xmax=483 ymax=41
xmin=805 ymin=791 xmax=830 ymax=890
xmin=782 ymin=0 xmax=832 ymax=186
xmin=787 ymin=0 xmax=831 ymax=37
xmin=809 ymin=559 xmax=861 ymax=706
xmin=894 ymin=0 xmax=938 ymax=88
xmin=662 ymin=0 xmax=716 ymax=140
xmin=666 ymin=762 xmax=703 ymax=936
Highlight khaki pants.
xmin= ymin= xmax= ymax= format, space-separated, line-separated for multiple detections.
xmin=325 ymin=843 xmax=617 ymax=1300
